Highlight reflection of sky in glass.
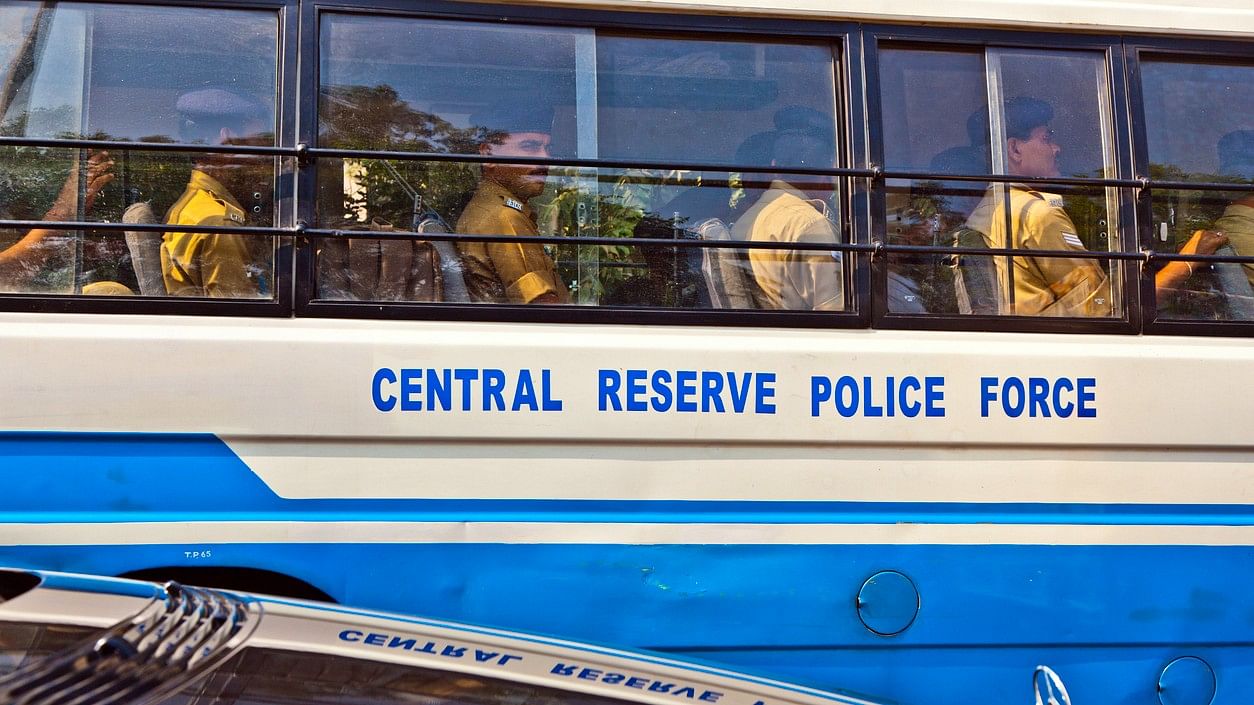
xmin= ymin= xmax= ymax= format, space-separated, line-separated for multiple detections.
xmin=320 ymin=15 xmax=578 ymax=132
xmin=996 ymin=50 xmax=1111 ymax=179
xmin=878 ymin=48 xmax=1111 ymax=178
xmin=880 ymin=48 xmax=987 ymax=173
xmin=0 ymin=2 xmax=276 ymax=142
xmin=1143 ymin=60 xmax=1254 ymax=178
xmin=596 ymin=36 xmax=836 ymax=166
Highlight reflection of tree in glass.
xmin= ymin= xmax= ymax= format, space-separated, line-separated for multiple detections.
xmin=1147 ymin=162 xmax=1248 ymax=319
xmin=0 ymin=116 xmax=201 ymax=291
xmin=319 ymin=84 xmax=486 ymax=226
xmin=536 ymin=168 xmax=705 ymax=304
xmin=889 ymin=181 xmax=959 ymax=313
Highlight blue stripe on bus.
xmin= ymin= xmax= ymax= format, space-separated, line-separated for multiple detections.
xmin=2 ymin=431 xmax=1253 ymax=525
xmin=4 ymin=542 xmax=1253 ymax=648
xmin=5 ymin=542 xmax=1254 ymax=703
xmin=36 ymin=571 xmax=166 ymax=600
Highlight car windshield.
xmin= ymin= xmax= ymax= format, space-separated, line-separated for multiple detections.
xmin=163 ymin=647 xmax=638 ymax=705
xmin=0 ymin=620 xmax=101 ymax=679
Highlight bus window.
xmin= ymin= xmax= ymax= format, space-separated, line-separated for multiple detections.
xmin=879 ymin=47 xmax=988 ymax=315
xmin=315 ymin=15 xmax=582 ymax=305
xmin=1141 ymin=58 xmax=1254 ymax=321
xmin=880 ymin=46 xmax=1121 ymax=317
xmin=314 ymin=19 xmax=845 ymax=312
xmin=0 ymin=2 xmax=279 ymax=299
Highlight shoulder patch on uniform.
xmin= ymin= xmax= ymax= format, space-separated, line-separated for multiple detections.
xmin=504 ymin=197 xmax=524 ymax=212
xmin=1062 ymin=232 xmax=1084 ymax=248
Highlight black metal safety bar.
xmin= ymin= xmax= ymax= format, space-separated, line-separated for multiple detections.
xmin=880 ymin=169 xmax=1142 ymax=189
xmin=302 ymin=226 xmax=880 ymax=253
xmin=0 ymin=219 xmax=293 ymax=239
xmin=300 ymin=145 xmax=875 ymax=178
xmin=0 ymin=135 xmax=295 ymax=158
xmin=6 ymin=135 xmax=1253 ymax=192
xmin=10 ymin=218 xmax=1254 ymax=266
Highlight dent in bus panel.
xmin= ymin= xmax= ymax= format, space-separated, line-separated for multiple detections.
xmin=0 ymin=2 xmax=278 ymax=298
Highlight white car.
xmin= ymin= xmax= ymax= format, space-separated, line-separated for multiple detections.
xmin=0 ymin=569 xmax=893 ymax=705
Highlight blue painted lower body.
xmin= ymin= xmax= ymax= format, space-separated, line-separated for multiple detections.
xmin=3 ymin=432 xmax=1252 ymax=703
xmin=3 ymin=542 xmax=1251 ymax=705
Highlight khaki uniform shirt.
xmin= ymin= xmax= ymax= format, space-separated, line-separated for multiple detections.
xmin=455 ymin=179 xmax=568 ymax=304
xmin=730 ymin=181 xmax=843 ymax=311
xmin=965 ymin=184 xmax=1112 ymax=317
xmin=1215 ymin=202 xmax=1254 ymax=287
xmin=162 ymin=170 xmax=268 ymax=298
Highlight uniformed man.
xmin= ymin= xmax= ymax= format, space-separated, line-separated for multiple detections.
xmin=1213 ymin=129 xmax=1254 ymax=287
xmin=455 ymin=105 xmax=568 ymax=305
xmin=0 ymin=150 xmax=114 ymax=293
xmin=730 ymin=107 xmax=843 ymax=311
xmin=964 ymin=97 xmax=1111 ymax=317
xmin=162 ymin=88 xmax=272 ymax=298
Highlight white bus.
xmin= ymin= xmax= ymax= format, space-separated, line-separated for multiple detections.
xmin=1 ymin=0 xmax=1252 ymax=703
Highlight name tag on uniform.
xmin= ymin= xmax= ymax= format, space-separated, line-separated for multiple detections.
xmin=227 ymin=211 xmax=245 ymax=224
xmin=504 ymin=197 xmax=524 ymax=212
xmin=1048 ymin=198 xmax=1065 ymax=208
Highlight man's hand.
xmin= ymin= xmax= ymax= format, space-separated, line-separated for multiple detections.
xmin=46 ymin=149 xmax=115 ymax=220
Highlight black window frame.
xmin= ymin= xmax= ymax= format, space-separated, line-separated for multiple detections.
xmin=0 ymin=0 xmax=299 ymax=318
xmin=862 ymin=25 xmax=1141 ymax=335
xmin=0 ymin=0 xmax=1250 ymax=337
xmin=294 ymin=0 xmax=866 ymax=328
xmin=1126 ymin=36 xmax=1254 ymax=338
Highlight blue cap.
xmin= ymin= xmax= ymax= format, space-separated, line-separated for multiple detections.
xmin=1003 ymin=96 xmax=1053 ymax=140
xmin=470 ymin=103 xmax=555 ymax=137
xmin=1218 ymin=130 xmax=1254 ymax=181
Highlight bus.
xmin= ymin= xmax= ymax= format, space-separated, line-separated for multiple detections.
xmin=1 ymin=0 xmax=1253 ymax=703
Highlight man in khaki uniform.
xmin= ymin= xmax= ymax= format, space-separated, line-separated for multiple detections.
xmin=162 ymin=89 xmax=272 ymax=298
xmin=1213 ymin=130 xmax=1254 ymax=288
xmin=731 ymin=109 xmax=843 ymax=311
xmin=965 ymin=97 xmax=1111 ymax=317
xmin=456 ymin=106 xmax=568 ymax=305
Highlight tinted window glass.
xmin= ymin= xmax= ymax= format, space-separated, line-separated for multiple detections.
xmin=0 ymin=2 xmax=279 ymax=298
xmin=880 ymin=45 xmax=1120 ymax=318
xmin=1142 ymin=58 xmax=1254 ymax=322
xmin=596 ymin=36 xmax=837 ymax=168
xmin=166 ymin=647 xmax=637 ymax=705
xmin=0 ymin=620 xmax=98 ymax=678
xmin=316 ymin=18 xmax=845 ymax=312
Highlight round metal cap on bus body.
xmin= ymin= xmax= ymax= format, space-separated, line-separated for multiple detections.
xmin=855 ymin=570 xmax=919 ymax=636
xmin=1157 ymin=656 xmax=1216 ymax=705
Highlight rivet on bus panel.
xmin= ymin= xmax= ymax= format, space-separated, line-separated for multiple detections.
xmin=855 ymin=571 xmax=919 ymax=636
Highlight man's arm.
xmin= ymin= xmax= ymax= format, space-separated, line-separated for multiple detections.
xmin=484 ymin=213 xmax=567 ymax=304
xmin=1027 ymin=204 xmax=1112 ymax=317
xmin=195 ymin=217 xmax=265 ymax=299
xmin=797 ymin=211 xmax=844 ymax=311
